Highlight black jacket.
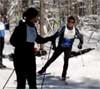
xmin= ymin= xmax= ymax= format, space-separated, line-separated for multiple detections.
xmin=10 ymin=20 xmax=52 ymax=48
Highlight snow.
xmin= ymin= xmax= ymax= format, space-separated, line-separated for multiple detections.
xmin=1 ymin=19 xmax=100 ymax=89
xmin=1 ymin=42 xmax=100 ymax=89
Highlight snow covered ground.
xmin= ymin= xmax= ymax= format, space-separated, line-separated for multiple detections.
xmin=1 ymin=26 xmax=100 ymax=89
xmin=1 ymin=42 xmax=100 ymax=89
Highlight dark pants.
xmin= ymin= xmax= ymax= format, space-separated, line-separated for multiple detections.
xmin=14 ymin=45 xmax=37 ymax=89
xmin=0 ymin=37 xmax=4 ymax=64
xmin=41 ymin=46 xmax=71 ymax=78
xmin=15 ymin=70 xmax=36 ymax=89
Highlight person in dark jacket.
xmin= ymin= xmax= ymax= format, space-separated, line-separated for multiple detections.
xmin=10 ymin=8 xmax=53 ymax=89
xmin=38 ymin=16 xmax=83 ymax=81
xmin=0 ymin=17 xmax=6 ymax=68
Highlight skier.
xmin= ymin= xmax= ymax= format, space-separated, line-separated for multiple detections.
xmin=0 ymin=16 xmax=6 ymax=68
xmin=38 ymin=16 xmax=83 ymax=81
xmin=10 ymin=8 xmax=53 ymax=89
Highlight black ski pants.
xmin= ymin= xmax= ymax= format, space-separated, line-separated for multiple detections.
xmin=0 ymin=37 xmax=4 ymax=64
xmin=41 ymin=46 xmax=71 ymax=78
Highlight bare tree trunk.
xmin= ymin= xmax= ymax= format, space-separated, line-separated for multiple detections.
xmin=40 ymin=0 xmax=45 ymax=49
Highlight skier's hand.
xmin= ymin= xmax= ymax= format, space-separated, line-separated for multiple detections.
xmin=78 ymin=43 xmax=82 ymax=49
xmin=51 ymin=38 xmax=56 ymax=50
xmin=52 ymin=45 xmax=56 ymax=50
xmin=50 ymin=32 xmax=59 ymax=41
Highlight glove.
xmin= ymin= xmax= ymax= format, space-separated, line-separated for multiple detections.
xmin=52 ymin=45 xmax=56 ymax=50
xmin=78 ymin=43 xmax=82 ymax=49
xmin=51 ymin=39 xmax=56 ymax=50
xmin=49 ymin=32 xmax=59 ymax=41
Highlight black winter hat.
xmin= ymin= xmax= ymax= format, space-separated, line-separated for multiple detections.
xmin=23 ymin=7 xmax=38 ymax=20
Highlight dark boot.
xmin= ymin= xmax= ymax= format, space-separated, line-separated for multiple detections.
xmin=38 ymin=68 xmax=46 ymax=75
xmin=0 ymin=63 xmax=7 ymax=69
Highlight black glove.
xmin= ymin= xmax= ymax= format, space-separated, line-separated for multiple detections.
xmin=51 ymin=39 xmax=56 ymax=50
xmin=49 ymin=32 xmax=59 ymax=41
xmin=78 ymin=43 xmax=82 ymax=49
xmin=52 ymin=44 xmax=56 ymax=50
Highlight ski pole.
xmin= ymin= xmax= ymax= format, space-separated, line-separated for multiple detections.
xmin=40 ymin=43 xmax=52 ymax=89
xmin=2 ymin=69 xmax=14 ymax=89
xmin=79 ymin=50 xmax=85 ymax=67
